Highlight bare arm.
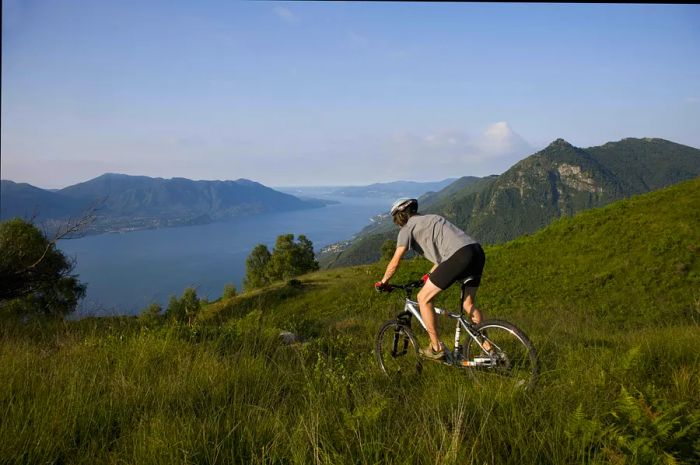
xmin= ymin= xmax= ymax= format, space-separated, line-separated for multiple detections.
xmin=381 ymin=246 xmax=408 ymax=283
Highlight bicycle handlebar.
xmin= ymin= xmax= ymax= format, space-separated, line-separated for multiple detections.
xmin=377 ymin=279 xmax=424 ymax=297
xmin=385 ymin=280 xmax=424 ymax=291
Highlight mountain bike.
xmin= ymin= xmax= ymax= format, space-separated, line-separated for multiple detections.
xmin=375 ymin=277 xmax=538 ymax=389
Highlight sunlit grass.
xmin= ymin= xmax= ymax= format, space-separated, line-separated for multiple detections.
xmin=1 ymin=179 xmax=699 ymax=464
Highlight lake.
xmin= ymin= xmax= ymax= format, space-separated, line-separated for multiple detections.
xmin=58 ymin=194 xmax=389 ymax=316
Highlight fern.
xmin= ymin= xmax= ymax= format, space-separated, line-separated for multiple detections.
xmin=607 ymin=386 xmax=700 ymax=464
xmin=566 ymin=386 xmax=700 ymax=464
xmin=565 ymin=403 xmax=608 ymax=461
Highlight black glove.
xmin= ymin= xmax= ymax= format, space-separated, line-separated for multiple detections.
xmin=374 ymin=281 xmax=392 ymax=293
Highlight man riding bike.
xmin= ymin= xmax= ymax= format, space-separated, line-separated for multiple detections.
xmin=375 ymin=198 xmax=486 ymax=361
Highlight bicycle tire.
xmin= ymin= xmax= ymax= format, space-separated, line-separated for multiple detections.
xmin=375 ymin=320 xmax=422 ymax=377
xmin=463 ymin=319 xmax=538 ymax=390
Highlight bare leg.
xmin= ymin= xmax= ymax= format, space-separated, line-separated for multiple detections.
xmin=462 ymin=288 xmax=483 ymax=324
xmin=463 ymin=288 xmax=491 ymax=351
xmin=417 ymin=280 xmax=443 ymax=351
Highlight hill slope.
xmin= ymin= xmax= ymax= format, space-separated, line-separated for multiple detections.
xmin=3 ymin=179 xmax=699 ymax=464
xmin=214 ymin=176 xmax=700 ymax=332
xmin=325 ymin=137 xmax=700 ymax=267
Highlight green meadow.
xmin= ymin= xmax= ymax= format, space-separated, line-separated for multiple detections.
xmin=2 ymin=178 xmax=699 ymax=464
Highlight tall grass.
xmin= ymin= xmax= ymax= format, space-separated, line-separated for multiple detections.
xmin=2 ymin=293 xmax=698 ymax=464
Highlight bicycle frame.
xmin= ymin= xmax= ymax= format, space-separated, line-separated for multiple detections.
xmin=398 ymin=296 xmax=488 ymax=365
xmin=378 ymin=280 xmax=538 ymax=385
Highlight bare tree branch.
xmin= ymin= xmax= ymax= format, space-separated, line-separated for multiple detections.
xmin=15 ymin=199 xmax=105 ymax=274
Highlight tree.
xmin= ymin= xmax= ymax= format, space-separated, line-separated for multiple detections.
xmin=180 ymin=288 xmax=200 ymax=326
xmin=244 ymin=244 xmax=272 ymax=291
xmin=268 ymin=234 xmax=319 ymax=281
xmin=294 ymin=235 xmax=319 ymax=274
xmin=222 ymin=283 xmax=237 ymax=299
xmin=244 ymin=234 xmax=319 ymax=290
xmin=139 ymin=302 xmax=163 ymax=323
xmin=165 ymin=288 xmax=200 ymax=325
xmin=165 ymin=295 xmax=185 ymax=322
xmin=267 ymin=234 xmax=298 ymax=281
xmin=0 ymin=218 xmax=86 ymax=318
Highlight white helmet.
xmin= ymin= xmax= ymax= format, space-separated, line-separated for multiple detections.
xmin=390 ymin=198 xmax=418 ymax=216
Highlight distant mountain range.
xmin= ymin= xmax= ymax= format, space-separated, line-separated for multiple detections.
xmin=277 ymin=178 xmax=457 ymax=200
xmin=1 ymin=173 xmax=329 ymax=235
xmin=327 ymin=179 xmax=458 ymax=198
xmin=320 ymin=137 xmax=700 ymax=268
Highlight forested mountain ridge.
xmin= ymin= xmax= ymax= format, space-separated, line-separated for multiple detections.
xmin=1 ymin=173 xmax=327 ymax=235
xmin=321 ymin=137 xmax=700 ymax=268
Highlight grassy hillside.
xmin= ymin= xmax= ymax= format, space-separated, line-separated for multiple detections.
xmin=1 ymin=178 xmax=699 ymax=464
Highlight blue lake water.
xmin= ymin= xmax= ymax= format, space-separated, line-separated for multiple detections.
xmin=58 ymin=195 xmax=389 ymax=316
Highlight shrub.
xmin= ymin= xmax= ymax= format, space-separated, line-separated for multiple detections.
xmin=0 ymin=218 xmax=86 ymax=318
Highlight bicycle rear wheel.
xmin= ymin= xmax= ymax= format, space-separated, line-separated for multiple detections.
xmin=375 ymin=320 xmax=422 ymax=377
xmin=463 ymin=319 xmax=538 ymax=389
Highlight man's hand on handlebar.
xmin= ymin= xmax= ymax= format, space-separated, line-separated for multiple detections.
xmin=374 ymin=281 xmax=393 ymax=293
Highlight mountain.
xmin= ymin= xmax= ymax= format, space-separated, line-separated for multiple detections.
xmin=1 ymin=173 xmax=327 ymax=234
xmin=321 ymin=137 xmax=700 ymax=267
xmin=327 ymin=178 xmax=459 ymax=199
xmin=0 ymin=181 xmax=86 ymax=220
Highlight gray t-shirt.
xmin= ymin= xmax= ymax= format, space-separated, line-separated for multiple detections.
xmin=397 ymin=214 xmax=476 ymax=265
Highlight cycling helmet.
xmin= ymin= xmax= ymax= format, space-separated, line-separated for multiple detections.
xmin=390 ymin=198 xmax=418 ymax=216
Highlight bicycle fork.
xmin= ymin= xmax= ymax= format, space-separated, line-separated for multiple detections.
xmin=392 ymin=326 xmax=409 ymax=357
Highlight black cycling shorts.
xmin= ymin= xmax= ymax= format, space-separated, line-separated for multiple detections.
xmin=429 ymin=243 xmax=485 ymax=290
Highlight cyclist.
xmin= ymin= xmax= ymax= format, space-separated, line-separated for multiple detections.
xmin=375 ymin=198 xmax=486 ymax=361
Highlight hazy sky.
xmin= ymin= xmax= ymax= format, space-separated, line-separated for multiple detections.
xmin=2 ymin=1 xmax=699 ymax=189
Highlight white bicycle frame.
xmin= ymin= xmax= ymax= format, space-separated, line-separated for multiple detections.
xmin=402 ymin=298 xmax=488 ymax=362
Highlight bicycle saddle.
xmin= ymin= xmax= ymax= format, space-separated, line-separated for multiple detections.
xmin=460 ymin=275 xmax=481 ymax=287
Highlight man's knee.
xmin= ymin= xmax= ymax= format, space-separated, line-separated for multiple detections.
xmin=417 ymin=286 xmax=439 ymax=305
xmin=417 ymin=290 xmax=431 ymax=305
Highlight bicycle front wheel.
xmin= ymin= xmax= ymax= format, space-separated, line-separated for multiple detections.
xmin=464 ymin=319 xmax=538 ymax=389
xmin=375 ymin=320 xmax=422 ymax=377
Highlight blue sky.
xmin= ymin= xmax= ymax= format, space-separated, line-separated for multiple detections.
xmin=2 ymin=1 xmax=699 ymax=188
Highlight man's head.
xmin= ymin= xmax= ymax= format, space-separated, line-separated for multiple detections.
xmin=390 ymin=198 xmax=418 ymax=227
